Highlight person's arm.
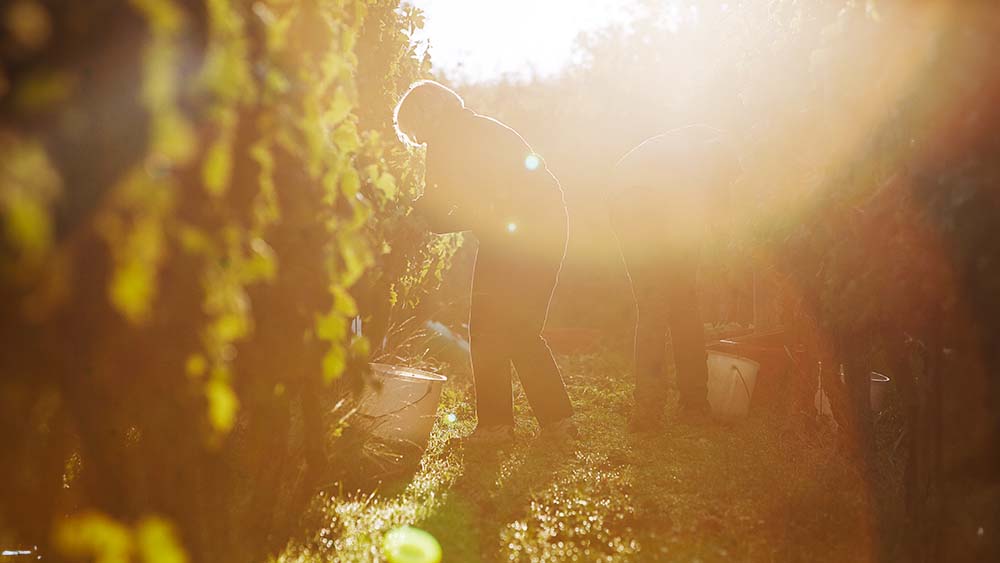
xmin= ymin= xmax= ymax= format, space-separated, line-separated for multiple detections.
xmin=411 ymin=176 xmax=472 ymax=234
xmin=411 ymin=151 xmax=479 ymax=233
xmin=412 ymin=193 xmax=471 ymax=234
xmin=412 ymin=117 xmax=511 ymax=234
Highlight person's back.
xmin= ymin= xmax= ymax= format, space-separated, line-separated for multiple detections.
xmin=612 ymin=125 xmax=740 ymax=246
xmin=425 ymin=112 xmax=565 ymax=247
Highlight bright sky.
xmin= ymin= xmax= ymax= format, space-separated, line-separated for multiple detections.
xmin=407 ymin=0 xmax=636 ymax=84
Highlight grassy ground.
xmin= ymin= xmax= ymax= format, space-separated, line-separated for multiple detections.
xmin=278 ymin=350 xmax=895 ymax=562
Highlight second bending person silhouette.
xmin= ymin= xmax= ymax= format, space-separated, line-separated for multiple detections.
xmin=394 ymin=80 xmax=576 ymax=444
xmin=609 ymin=125 xmax=742 ymax=432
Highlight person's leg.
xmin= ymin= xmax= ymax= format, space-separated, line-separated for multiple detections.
xmin=507 ymin=283 xmax=573 ymax=426
xmin=612 ymin=210 xmax=671 ymax=413
xmin=510 ymin=332 xmax=574 ymax=426
xmin=666 ymin=253 xmax=711 ymax=413
xmin=469 ymin=330 xmax=514 ymax=427
xmin=469 ymin=252 xmax=516 ymax=429
xmin=633 ymin=289 xmax=671 ymax=412
xmin=507 ymin=230 xmax=574 ymax=427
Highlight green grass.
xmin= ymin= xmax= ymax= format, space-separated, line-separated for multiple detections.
xmin=279 ymin=350 xmax=889 ymax=562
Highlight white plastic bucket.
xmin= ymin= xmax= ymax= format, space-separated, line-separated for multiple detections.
xmin=706 ymin=351 xmax=760 ymax=417
xmin=812 ymin=370 xmax=892 ymax=420
xmin=870 ymin=371 xmax=891 ymax=412
xmin=358 ymin=363 xmax=448 ymax=451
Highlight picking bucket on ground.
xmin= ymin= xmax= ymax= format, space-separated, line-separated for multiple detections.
xmin=706 ymin=351 xmax=760 ymax=417
xmin=869 ymin=371 xmax=891 ymax=412
xmin=358 ymin=363 xmax=448 ymax=452
xmin=706 ymin=329 xmax=806 ymax=415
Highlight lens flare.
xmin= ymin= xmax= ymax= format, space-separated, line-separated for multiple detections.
xmin=506 ymin=222 xmax=518 ymax=233
xmin=383 ymin=526 xmax=442 ymax=563
xmin=524 ymin=153 xmax=540 ymax=171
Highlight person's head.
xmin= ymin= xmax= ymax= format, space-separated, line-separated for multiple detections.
xmin=393 ymin=80 xmax=466 ymax=147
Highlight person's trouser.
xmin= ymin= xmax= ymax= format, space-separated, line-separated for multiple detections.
xmin=469 ymin=228 xmax=574 ymax=428
xmin=612 ymin=212 xmax=710 ymax=413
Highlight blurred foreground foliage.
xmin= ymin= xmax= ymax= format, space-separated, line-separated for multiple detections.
xmin=0 ymin=0 xmax=457 ymax=560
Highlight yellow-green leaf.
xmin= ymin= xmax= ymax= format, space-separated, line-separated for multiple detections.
xmin=333 ymin=121 xmax=360 ymax=154
xmin=185 ymin=354 xmax=207 ymax=378
xmin=135 ymin=517 xmax=188 ymax=563
xmin=153 ymin=111 xmax=196 ymax=164
xmin=130 ymin=0 xmax=185 ymax=34
xmin=206 ymin=379 xmax=238 ymax=433
xmin=55 ymin=511 xmax=132 ymax=563
xmin=316 ymin=311 xmax=346 ymax=342
xmin=328 ymin=86 xmax=352 ymax=124
xmin=332 ymin=285 xmax=357 ymax=317
xmin=340 ymin=167 xmax=361 ymax=198
xmin=322 ymin=345 xmax=347 ymax=382
xmin=375 ymin=172 xmax=397 ymax=199
xmin=350 ymin=335 xmax=370 ymax=358
xmin=110 ymin=259 xmax=156 ymax=324
xmin=202 ymin=137 xmax=233 ymax=197
xmin=211 ymin=312 xmax=248 ymax=344
xmin=3 ymin=191 xmax=51 ymax=258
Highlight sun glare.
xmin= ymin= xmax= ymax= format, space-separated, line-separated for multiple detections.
xmin=409 ymin=0 xmax=635 ymax=83
xmin=5 ymin=1 xmax=997 ymax=561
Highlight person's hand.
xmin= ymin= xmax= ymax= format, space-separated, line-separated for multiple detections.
xmin=410 ymin=193 xmax=469 ymax=234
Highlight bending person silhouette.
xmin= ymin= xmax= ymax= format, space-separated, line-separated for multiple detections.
xmin=609 ymin=125 xmax=742 ymax=431
xmin=394 ymin=80 xmax=575 ymax=444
